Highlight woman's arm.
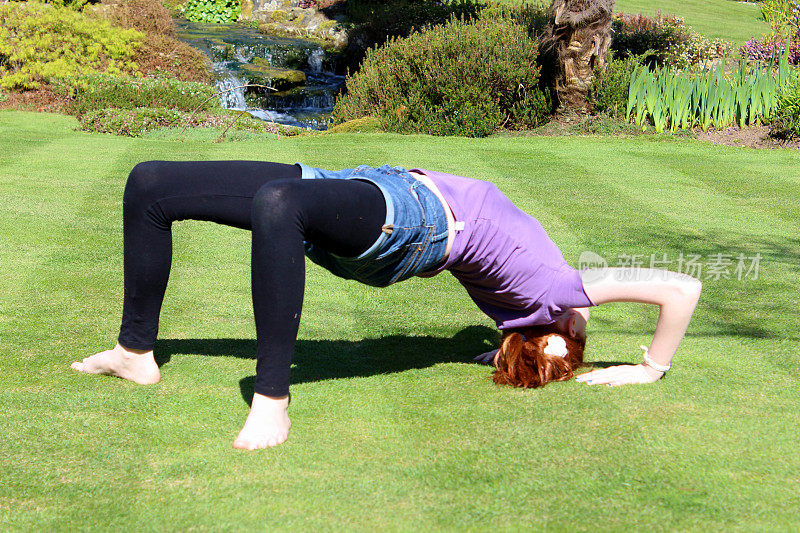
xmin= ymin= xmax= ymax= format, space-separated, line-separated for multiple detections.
xmin=575 ymin=268 xmax=702 ymax=386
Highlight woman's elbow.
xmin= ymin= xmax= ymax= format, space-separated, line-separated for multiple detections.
xmin=675 ymin=274 xmax=702 ymax=302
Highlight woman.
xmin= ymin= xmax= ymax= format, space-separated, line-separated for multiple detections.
xmin=71 ymin=161 xmax=702 ymax=450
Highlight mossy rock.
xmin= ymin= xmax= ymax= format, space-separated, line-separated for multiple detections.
xmin=270 ymin=9 xmax=290 ymax=22
xmin=239 ymin=58 xmax=306 ymax=91
xmin=318 ymin=20 xmax=337 ymax=32
xmin=325 ymin=116 xmax=382 ymax=134
xmin=258 ymin=22 xmax=302 ymax=38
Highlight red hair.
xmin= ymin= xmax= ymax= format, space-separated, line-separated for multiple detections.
xmin=492 ymin=324 xmax=586 ymax=388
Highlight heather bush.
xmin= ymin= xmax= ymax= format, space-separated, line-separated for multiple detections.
xmin=0 ymin=1 xmax=142 ymax=90
xmin=511 ymin=2 xmax=552 ymax=37
xmin=588 ymin=53 xmax=644 ymax=118
xmin=55 ymin=73 xmax=217 ymax=116
xmin=332 ymin=12 xmax=551 ymax=137
xmin=612 ymin=13 xmax=730 ymax=69
xmin=741 ymin=36 xmax=800 ymax=65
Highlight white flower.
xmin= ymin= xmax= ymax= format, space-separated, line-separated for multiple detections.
xmin=543 ymin=335 xmax=568 ymax=358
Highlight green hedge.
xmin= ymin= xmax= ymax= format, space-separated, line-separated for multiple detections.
xmin=80 ymin=107 xmax=187 ymax=136
xmin=54 ymin=73 xmax=218 ymax=116
xmin=78 ymin=107 xmax=304 ymax=137
xmin=332 ymin=11 xmax=551 ymax=137
xmin=0 ymin=1 xmax=142 ymax=90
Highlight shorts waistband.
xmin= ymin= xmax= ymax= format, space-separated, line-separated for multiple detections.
xmin=294 ymin=163 xmax=450 ymax=286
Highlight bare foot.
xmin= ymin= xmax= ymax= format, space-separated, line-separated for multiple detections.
xmin=71 ymin=343 xmax=161 ymax=385
xmin=233 ymin=393 xmax=291 ymax=450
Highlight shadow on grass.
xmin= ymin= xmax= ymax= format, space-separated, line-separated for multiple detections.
xmin=582 ymin=227 xmax=800 ymax=341
xmin=154 ymin=325 xmax=499 ymax=404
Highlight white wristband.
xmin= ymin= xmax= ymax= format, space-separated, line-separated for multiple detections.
xmin=640 ymin=345 xmax=671 ymax=373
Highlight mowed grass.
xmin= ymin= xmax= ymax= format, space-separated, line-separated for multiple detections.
xmin=1 ymin=110 xmax=799 ymax=530
xmin=497 ymin=0 xmax=769 ymax=47
xmin=615 ymin=0 xmax=768 ymax=46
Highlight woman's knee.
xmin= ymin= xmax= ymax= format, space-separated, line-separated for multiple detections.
xmin=123 ymin=161 xmax=166 ymax=206
xmin=251 ymin=180 xmax=306 ymax=231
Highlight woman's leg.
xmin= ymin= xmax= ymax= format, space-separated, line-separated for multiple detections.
xmin=118 ymin=160 xmax=305 ymax=350
xmin=72 ymin=160 xmax=388 ymax=449
xmin=72 ymin=160 xmax=303 ymax=381
xmin=235 ymin=178 xmax=388 ymax=449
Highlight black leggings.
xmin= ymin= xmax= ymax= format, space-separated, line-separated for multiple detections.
xmin=118 ymin=161 xmax=386 ymax=397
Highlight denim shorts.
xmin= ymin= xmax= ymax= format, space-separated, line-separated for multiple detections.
xmin=297 ymin=163 xmax=450 ymax=287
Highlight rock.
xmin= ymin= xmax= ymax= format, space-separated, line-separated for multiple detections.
xmin=239 ymin=0 xmax=348 ymax=51
xmin=239 ymin=58 xmax=307 ymax=91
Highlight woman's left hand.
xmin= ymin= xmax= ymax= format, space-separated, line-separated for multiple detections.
xmin=575 ymin=363 xmax=664 ymax=386
xmin=473 ymin=349 xmax=499 ymax=365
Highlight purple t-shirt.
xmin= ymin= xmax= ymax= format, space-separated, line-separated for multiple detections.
xmin=412 ymin=169 xmax=595 ymax=329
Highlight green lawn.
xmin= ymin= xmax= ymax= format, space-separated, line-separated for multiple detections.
xmin=615 ymin=0 xmax=768 ymax=46
xmin=1 ymin=110 xmax=799 ymax=530
xmin=498 ymin=0 xmax=769 ymax=47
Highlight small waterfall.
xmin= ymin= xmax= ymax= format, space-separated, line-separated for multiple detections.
xmin=233 ymin=47 xmax=255 ymax=63
xmin=176 ymin=20 xmax=345 ymax=130
xmin=215 ymin=75 xmax=247 ymax=110
xmin=308 ymin=48 xmax=324 ymax=73
xmin=177 ymin=21 xmax=345 ymax=129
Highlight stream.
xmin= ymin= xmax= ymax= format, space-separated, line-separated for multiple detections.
xmin=176 ymin=20 xmax=346 ymax=130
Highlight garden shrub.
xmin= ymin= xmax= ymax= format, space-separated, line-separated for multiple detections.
xmin=332 ymin=11 xmax=551 ymax=137
xmin=770 ymin=76 xmax=800 ymax=139
xmin=612 ymin=13 xmax=729 ymax=69
xmin=588 ymin=53 xmax=644 ymax=118
xmin=0 ymin=1 xmax=142 ymax=90
xmin=741 ymin=0 xmax=800 ymax=66
xmin=181 ymin=0 xmax=241 ymax=23
xmin=56 ymin=73 xmax=217 ymax=116
xmin=511 ymin=2 xmax=552 ymax=39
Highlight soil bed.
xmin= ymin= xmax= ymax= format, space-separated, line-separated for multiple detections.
xmin=696 ymin=125 xmax=799 ymax=149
